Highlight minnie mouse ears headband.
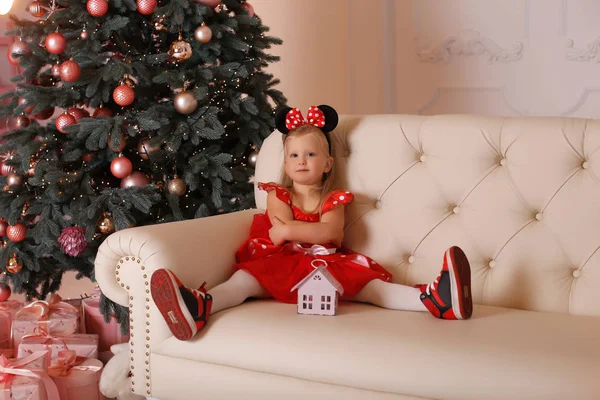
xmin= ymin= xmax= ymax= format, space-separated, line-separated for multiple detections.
xmin=275 ymin=105 xmax=339 ymax=154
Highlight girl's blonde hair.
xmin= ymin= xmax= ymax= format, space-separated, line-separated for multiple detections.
xmin=279 ymin=125 xmax=336 ymax=215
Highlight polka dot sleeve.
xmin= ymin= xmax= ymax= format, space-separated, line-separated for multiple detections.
xmin=258 ymin=182 xmax=292 ymax=205
xmin=321 ymin=190 xmax=354 ymax=214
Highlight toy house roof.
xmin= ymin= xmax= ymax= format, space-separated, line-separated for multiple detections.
xmin=290 ymin=266 xmax=344 ymax=295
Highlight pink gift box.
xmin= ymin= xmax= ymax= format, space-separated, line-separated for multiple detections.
xmin=0 ymin=312 xmax=11 ymax=350
xmin=17 ymin=334 xmax=99 ymax=371
xmin=12 ymin=299 xmax=79 ymax=349
xmin=0 ymin=351 xmax=61 ymax=400
xmin=0 ymin=300 xmax=23 ymax=319
xmin=48 ymin=357 xmax=103 ymax=400
xmin=83 ymin=296 xmax=129 ymax=352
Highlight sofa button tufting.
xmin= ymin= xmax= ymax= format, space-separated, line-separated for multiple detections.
xmin=344 ymin=150 xmax=351 ymax=157
xmin=419 ymin=154 xmax=427 ymax=162
xmin=374 ymin=200 xmax=382 ymax=209
xmin=408 ymin=255 xmax=416 ymax=264
xmin=535 ymin=212 xmax=544 ymax=221
xmin=581 ymin=161 xmax=590 ymax=170
xmin=489 ymin=260 xmax=496 ymax=268
xmin=573 ymin=269 xmax=581 ymax=278
xmin=500 ymin=158 xmax=507 ymax=166
xmin=453 ymin=206 xmax=460 ymax=214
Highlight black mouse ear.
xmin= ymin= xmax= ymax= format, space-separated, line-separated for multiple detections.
xmin=317 ymin=105 xmax=338 ymax=133
xmin=274 ymin=107 xmax=293 ymax=134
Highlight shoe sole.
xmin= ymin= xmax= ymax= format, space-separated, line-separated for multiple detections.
xmin=150 ymin=269 xmax=198 ymax=341
xmin=446 ymin=247 xmax=473 ymax=319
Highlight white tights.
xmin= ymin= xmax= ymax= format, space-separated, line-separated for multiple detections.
xmin=208 ymin=270 xmax=426 ymax=315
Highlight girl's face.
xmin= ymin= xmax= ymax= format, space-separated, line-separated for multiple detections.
xmin=284 ymin=132 xmax=333 ymax=186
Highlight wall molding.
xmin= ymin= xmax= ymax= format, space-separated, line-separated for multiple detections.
xmin=565 ymin=37 xmax=600 ymax=62
xmin=560 ymin=87 xmax=600 ymax=116
xmin=417 ymin=87 xmax=526 ymax=116
xmin=416 ymin=30 xmax=524 ymax=64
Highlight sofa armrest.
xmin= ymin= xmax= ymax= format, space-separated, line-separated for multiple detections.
xmin=94 ymin=209 xmax=260 ymax=397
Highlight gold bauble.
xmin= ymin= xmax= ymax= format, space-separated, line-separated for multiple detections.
xmin=137 ymin=137 xmax=162 ymax=160
xmin=173 ymin=91 xmax=198 ymax=115
xmin=6 ymin=173 xmax=24 ymax=188
xmin=194 ymin=25 xmax=212 ymax=44
xmin=98 ymin=214 xmax=115 ymax=234
xmin=6 ymin=254 xmax=22 ymax=274
xmin=248 ymin=150 xmax=258 ymax=168
xmin=169 ymin=39 xmax=193 ymax=61
xmin=167 ymin=177 xmax=187 ymax=196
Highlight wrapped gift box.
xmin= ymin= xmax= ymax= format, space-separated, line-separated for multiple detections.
xmin=12 ymin=297 xmax=79 ymax=349
xmin=0 ymin=351 xmax=61 ymax=400
xmin=83 ymin=294 xmax=128 ymax=352
xmin=17 ymin=334 xmax=99 ymax=370
xmin=48 ymin=354 xmax=103 ymax=400
xmin=0 ymin=311 xmax=11 ymax=349
xmin=0 ymin=300 xmax=23 ymax=319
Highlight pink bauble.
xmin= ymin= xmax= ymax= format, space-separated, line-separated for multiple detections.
xmin=33 ymin=107 xmax=55 ymax=120
xmin=0 ymin=284 xmax=11 ymax=302
xmin=241 ymin=2 xmax=255 ymax=17
xmin=137 ymin=0 xmax=157 ymax=15
xmin=195 ymin=0 xmax=221 ymax=7
xmin=45 ymin=32 xmax=67 ymax=54
xmin=120 ymin=172 xmax=149 ymax=188
xmin=1 ymin=163 xmax=14 ymax=176
xmin=7 ymin=223 xmax=27 ymax=242
xmin=111 ymin=156 xmax=133 ymax=178
xmin=87 ymin=0 xmax=109 ymax=17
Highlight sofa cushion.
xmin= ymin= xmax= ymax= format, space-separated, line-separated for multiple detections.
xmin=153 ymin=300 xmax=600 ymax=400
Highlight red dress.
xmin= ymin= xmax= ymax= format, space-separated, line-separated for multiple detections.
xmin=233 ymin=182 xmax=392 ymax=303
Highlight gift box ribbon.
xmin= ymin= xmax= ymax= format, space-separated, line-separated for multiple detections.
xmin=48 ymin=350 xmax=101 ymax=377
xmin=14 ymin=294 xmax=79 ymax=337
xmin=0 ymin=351 xmax=60 ymax=400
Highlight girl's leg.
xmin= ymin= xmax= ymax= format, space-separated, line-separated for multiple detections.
xmin=350 ymin=279 xmax=426 ymax=312
xmin=208 ymin=270 xmax=270 ymax=314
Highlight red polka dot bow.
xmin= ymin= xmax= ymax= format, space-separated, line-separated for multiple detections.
xmin=285 ymin=106 xmax=326 ymax=131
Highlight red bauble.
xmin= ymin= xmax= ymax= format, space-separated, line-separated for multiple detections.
xmin=111 ymin=156 xmax=133 ymax=178
xmin=113 ymin=85 xmax=135 ymax=107
xmin=28 ymin=1 xmax=45 ymax=18
xmin=7 ymin=48 xmax=18 ymax=66
xmin=93 ymin=106 xmax=112 ymax=118
xmin=45 ymin=32 xmax=67 ymax=54
xmin=55 ymin=113 xmax=77 ymax=134
xmin=120 ymin=172 xmax=149 ymax=188
xmin=195 ymin=0 xmax=221 ymax=7
xmin=67 ymin=107 xmax=88 ymax=122
xmin=0 ymin=221 xmax=7 ymax=236
xmin=0 ymin=283 xmax=11 ymax=302
xmin=59 ymin=60 xmax=81 ymax=82
xmin=6 ymin=223 xmax=27 ymax=242
xmin=18 ymin=98 xmax=34 ymax=114
xmin=108 ymin=133 xmax=127 ymax=152
xmin=241 ymin=2 xmax=255 ymax=17
xmin=137 ymin=0 xmax=157 ymax=15
xmin=33 ymin=107 xmax=55 ymax=120
xmin=87 ymin=0 xmax=109 ymax=17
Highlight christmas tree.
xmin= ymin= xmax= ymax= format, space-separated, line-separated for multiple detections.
xmin=0 ymin=0 xmax=286 ymax=328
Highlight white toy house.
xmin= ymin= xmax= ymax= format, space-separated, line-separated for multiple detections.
xmin=291 ymin=264 xmax=344 ymax=316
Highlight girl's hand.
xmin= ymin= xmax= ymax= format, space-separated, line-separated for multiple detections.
xmin=269 ymin=216 xmax=288 ymax=246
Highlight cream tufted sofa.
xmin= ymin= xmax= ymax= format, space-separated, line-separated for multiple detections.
xmin=95 ymin=115 xmax=600 ymax=400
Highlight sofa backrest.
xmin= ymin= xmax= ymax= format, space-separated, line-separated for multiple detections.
xmin=254 ymin=115 xmax=600 ymax=316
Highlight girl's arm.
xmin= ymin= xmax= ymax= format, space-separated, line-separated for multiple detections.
xmin=266 ymin=190 xmax=294 ymax=225
xmin=275 ymin=205 xmax=345 ymax=247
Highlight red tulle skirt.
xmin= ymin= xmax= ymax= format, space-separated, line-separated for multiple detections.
xmin=233 ymin=214 xmax=392 ymax=304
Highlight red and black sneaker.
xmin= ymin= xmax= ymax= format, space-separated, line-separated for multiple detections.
xmin=417 ymin=246 xmax=472 ymax=320
xmin=150 ymin=269 xmax=213 ymax=341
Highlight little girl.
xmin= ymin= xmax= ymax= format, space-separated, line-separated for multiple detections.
xmin=151 ymin=105 xmax=473 ymax=341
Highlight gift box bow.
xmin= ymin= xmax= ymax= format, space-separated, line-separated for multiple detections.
xmin=15 ymin=294 xmax=79 ymax=336
xmin=0 ymin=351 xmax=60 ymax=400
xmin=48 ymin=350 xmax=101 ymax=378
